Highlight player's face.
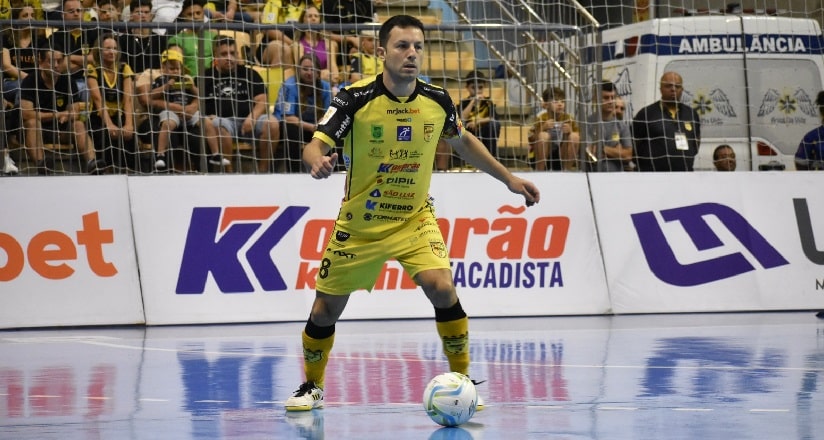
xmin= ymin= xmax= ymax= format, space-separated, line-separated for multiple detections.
xmin=660 ymin=72 xmax=683 ymax=103
xmin=214 ymin=43 xmax=237 ymax=72
xmin=378 ymin=25 xmax=424 ymax=82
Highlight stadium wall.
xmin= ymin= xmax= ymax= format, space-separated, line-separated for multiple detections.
xmin=1 ymin=172 xmax=823 ymax=329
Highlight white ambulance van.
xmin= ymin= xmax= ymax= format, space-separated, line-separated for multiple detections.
xmin=590 ymin=15 xmax=824 ymax=171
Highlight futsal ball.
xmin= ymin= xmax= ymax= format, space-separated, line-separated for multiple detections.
xmin=422 ymin=372 xmax=478 ymax=427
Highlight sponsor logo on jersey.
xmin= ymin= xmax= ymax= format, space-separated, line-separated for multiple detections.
xmin=397 ymin=126 xmax=412 ymax=141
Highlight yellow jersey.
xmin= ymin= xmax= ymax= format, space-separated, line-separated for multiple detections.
xmin=314 ymin=75 xmax=462 ymax=238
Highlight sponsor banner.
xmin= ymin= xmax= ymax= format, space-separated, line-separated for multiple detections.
xmin=0 ymin=177 xmax=144 ymax=329
xmin=130 ymin=173 xmax=609 ymax=325
xmin=591 ymin=173 xmax=824 ymax=313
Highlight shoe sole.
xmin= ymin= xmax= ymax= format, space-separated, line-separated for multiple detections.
xmin=285 ymin=401 xmax=324 ymax=412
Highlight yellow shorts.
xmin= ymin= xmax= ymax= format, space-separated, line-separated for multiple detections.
xmin=315 ymin=208 xmax=451 ymax=295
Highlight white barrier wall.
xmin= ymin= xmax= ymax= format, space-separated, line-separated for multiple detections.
xmin=128 ymin=173 xmax=610 ymax=325
xmin=0 ymin=177 xmax=144 ymax=329
xmin=1 ymin=172 xmax=822 ymax=329
xmin=590 ymin=173 xmax=824 ymax=313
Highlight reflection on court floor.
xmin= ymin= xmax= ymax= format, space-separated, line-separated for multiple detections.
xmin=1 ymin=313 xmax=822 ymax=439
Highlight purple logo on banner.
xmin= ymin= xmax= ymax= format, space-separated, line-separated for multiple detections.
xmin=631 ymin=202 xmax=788 ymax=286
xmin=176 ymin=206 xmax=310 ymax=294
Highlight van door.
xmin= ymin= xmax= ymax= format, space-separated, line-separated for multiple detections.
xmin=745 ymin=58 xmax=822 ymax=170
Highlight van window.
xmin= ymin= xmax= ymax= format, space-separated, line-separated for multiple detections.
xmin=665 ymin=58 xmax=822 ymax=156
xmin=746 ymin=59 xmax=822 ymax=155
xmin=664 ymin=59 xmax=748 ymax=140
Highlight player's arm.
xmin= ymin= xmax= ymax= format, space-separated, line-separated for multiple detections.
xmin=302 ymin=137 xmax=336 ymax=179
xmin=447 ymin=131 xmax=540 ymax=205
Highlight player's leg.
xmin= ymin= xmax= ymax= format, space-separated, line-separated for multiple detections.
xmin=286 ymin=229 xmax=387 ymax=411
xmin=400 ymin=209 xmax=484 ymax=409
xmin=285 ymin=291 xmax=350 ymax=412
xmin=417 ymin=269 xmax=469 ymax=374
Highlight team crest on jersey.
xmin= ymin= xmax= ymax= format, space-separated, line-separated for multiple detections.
xmin=423 ymin=123 xmax=435 ymax=142
xmin=56 ymin=97 xmax=65 ymax=107
xmin=684 ymin=122 xmax=693 ymax=131
xmin=430 ymin=240 xmax=447 ymax=258
xmin=372 ymin=124 xmax=383 ymax=139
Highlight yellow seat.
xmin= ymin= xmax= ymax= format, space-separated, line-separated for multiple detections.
xmin=252 ymin=65 xmax=294 ymax=107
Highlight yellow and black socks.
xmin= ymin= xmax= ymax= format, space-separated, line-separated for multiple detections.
xmin=302 ymin=320 xmax=335 ymax=389
xmin=435 ymin=300 xmax=470 ymax=375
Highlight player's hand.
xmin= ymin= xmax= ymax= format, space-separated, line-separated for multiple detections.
xmin=508 ymin=176 xmax=540 ymax=207
xmin=309 ymin=152 xmax=338 ymax=179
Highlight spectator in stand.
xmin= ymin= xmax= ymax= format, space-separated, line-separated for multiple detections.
xmin=81 ymin=0 xmax=99 ymax=21
xmin=86 ymin=33 xmax=143 ymax=172
xmin=436 ymin=69 xmax=500 ymax=170
xmin=1 ymin=3 xmax=43 ymax=174
xmin=204 ymin=0 xmax=254 ymax=22
xmin=294 ymin=5 xmax=340 ymax=87
xmin=795 ymin=91 xmax=824 ymax=171
xmin=87 ymin=0 xmax=123 ymax=46
xmin=257 ymin=0 xmax=307 ymax=65
xmin=48 ymin=0 xmax=96 ymax=92
xmin=614 ymin=96 xmax=625 ymax=120
xmin=581 ymin=81 xmax=633 ymax=172
xmin=167 ymin=0 xmax=216 ymax=78
xmin=147 ymin=49 xmax=222 ymax=171
xmin=20 ymin=48 xmax=100 ymax=174
xmin=348 ymin=28 xmax=381 ymax=83
xmin=632 ymin=71 xmax=701 ymax=171
xmin=274 ymin=53 xmax=331 ymax=172
xmin=118 ymin=0 xmax=168 ymax=73
xmin=319 ymin=0 xmax=374 ymax=65
xmin=713 ymin=144 xmax=736 ymax=171
xmin=0 ymin=0 xmax=45 ymax=21
xmin=2 ymin=3 xmax=41 ymax=104
xmin=204 ymin=36 xmax=280 ymax=173
xmin=528 ymin=86 xmax=580 ymax=171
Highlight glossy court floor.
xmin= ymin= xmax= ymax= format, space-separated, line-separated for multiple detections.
xmin=1 ymin=312 xmax=822 ymax=439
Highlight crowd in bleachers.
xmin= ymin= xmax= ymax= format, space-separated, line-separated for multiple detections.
xmin=1 ymin=0 xmax=822 ymax=175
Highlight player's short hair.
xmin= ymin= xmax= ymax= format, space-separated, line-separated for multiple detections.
xmin=379 ymin=15 xmax=424 ymax=48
